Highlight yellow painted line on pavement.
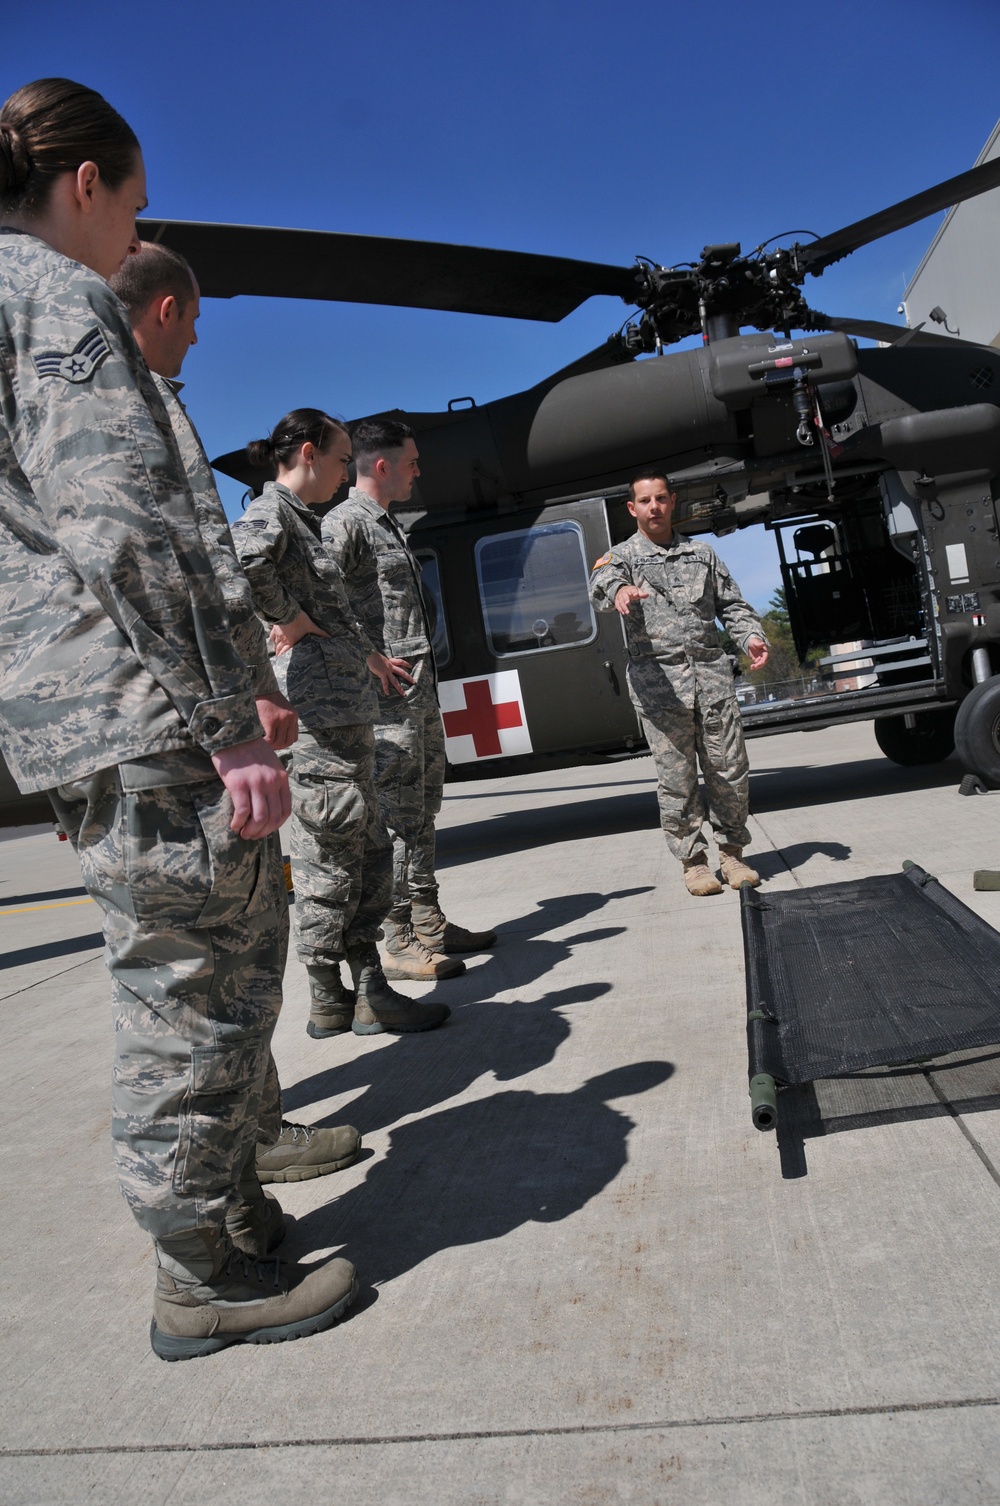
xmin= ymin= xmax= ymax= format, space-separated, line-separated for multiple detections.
xmin=0 ymin=898 xmax=94 ymax=916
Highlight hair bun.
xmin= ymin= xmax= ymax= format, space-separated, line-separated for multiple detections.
xmin=245 ymin=436 xmax=276 ymax=469
xmin=0 ymin=123 xmax=31 ymax=194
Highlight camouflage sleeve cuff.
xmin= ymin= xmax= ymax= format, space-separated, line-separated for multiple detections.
xmin=276 ymin=601 xmax=302 ymax=628
xmin=188 ymin=693 xmax=264 ymax=754
xmin=253 ymin=656 xmax=280 ymax=696
xmin=590 ymin=570 xmax=631 ymax=609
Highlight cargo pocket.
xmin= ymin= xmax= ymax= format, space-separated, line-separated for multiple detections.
xmin=191 ymin=780 xmax=272 ymax=928
xmin=123 ymin=781 xmax=269 ymax=930
xmin=700 ymin=697 xmax=748 ymax=780
xmin=122 ymin=784 xmax=215 ymax=928
xmin=172 ymin=1037 xmax=264 ymax=1195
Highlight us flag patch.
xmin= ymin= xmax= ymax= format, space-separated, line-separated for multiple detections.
xmin=33 ymin=327 xmax=112 ymax=383
xmin=593 ymin=551 xmax=613 ymax=568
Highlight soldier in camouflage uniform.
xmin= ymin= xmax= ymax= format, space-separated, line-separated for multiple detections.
xmin=590 ymin=473 xmax=769 ymax=896
xmin=0 ymin=78 xmax=356 ymax=1359
xmin=111 ymin=243 xmax=364 ymax=1198
xmin=234 ymin=409 xmax=449 ymax=1035
xmin=320 ymin=418 xmax=496 ymax=978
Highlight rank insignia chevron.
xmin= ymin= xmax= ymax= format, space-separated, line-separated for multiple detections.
xmin=33 ymin=326 xmax=112 ymax=383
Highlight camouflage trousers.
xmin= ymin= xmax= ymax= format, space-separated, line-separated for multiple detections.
xmin=373 ymin=684 xmax=445 ymax=915
xmin=288 ymin=724 xmax=392 ymax=966
xmin=49 ymin=756 xmax=287 ymax=1243
xmin=639 ymin=691 xmax=751 ymax=862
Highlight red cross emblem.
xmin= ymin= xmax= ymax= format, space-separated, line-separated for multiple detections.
xmin=441 ymin=678 xmax=525 ymax=758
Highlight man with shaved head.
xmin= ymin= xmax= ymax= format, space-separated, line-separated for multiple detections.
xmin=111 ymin=244 xmax=363 ymax=1223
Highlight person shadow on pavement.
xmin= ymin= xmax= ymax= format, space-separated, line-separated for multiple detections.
xmin=751 ymin=841 xmax=852 ymax=881
xmin=281 ymin=887 xmax=655 ymax=1134
xmin=290 ymin=1060 xmax=674 ymax=1286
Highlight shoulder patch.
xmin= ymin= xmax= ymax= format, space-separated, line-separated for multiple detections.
xmin=33 ymin=326 xmax=112 ymax=383
xmin=593 ymin=552 xmax=613 ymax=569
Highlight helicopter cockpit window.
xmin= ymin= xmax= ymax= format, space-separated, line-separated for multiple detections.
xmin=475 ymin=522 xmax=597 ymax=656
xmin=415 ymin=549 xmax=451 ymax=668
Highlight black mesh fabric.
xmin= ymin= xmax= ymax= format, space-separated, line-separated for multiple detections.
xmin=740 ymin=866 xmax=1000 ymax=1085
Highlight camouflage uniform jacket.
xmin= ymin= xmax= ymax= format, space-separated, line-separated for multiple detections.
xmin=233 ymin=481 xmax=378 ymax=731
xmin=589 ymin=530 xmax=766 ymax=711
xmin=0 ymin=230 xmax=261 ymax=794
xmin=153 ymin=376 xmax=278 ymax=698
xmin=323 ymin=487 xmax=435 ymax=697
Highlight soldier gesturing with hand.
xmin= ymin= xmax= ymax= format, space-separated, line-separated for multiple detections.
xmin=591 ymin=473 xmax=768 ymax=897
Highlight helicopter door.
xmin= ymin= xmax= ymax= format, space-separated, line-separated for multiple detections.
xmin=430 ymin=497 xmax=640 ymax=766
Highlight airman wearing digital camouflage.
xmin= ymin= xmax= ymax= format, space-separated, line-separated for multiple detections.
xmin=0 ymin=77 xmax=357 ymax=1360
xmin=110 ymin=242 xmax=365 ymax=1200
xmin=590 ymin=472 xmax=769 ymax=896
xmin=234 ymin=410 xmax=450 ymax=1037
xmin=319 ymin=417 xmax=496 ymax=977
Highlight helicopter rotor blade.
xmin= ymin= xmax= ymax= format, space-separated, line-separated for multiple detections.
xmin=137 ymin=219 xmax=639 ymax=322
xmin=816 ymin=313 xmax=986 ymax=349
xmin=798 ymin=157 xmax=1000 ymax=274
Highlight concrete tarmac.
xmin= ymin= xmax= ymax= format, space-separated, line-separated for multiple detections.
xmin=2 ymin=721 xmax=1000 ymax=1504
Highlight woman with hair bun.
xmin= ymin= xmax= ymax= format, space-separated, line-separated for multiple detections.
xmin=235 ymin=410 xmax=451 ymax=1038
xmin=0 ymin=78 xmax=356 ymax=1359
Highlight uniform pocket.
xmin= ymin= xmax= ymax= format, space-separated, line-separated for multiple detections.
xmin=699 ymin=695 xmax=748 ymax=779
xmin=123 ymin=781 xmax=270 ymax=929
xmin=172 ymin=1036 xmax=264 ymax=1195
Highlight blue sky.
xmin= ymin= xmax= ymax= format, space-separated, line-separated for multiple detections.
xmin=6 ymin=0 xmax=1000 ymax=607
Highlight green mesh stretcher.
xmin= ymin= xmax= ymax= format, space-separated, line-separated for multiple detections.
xmin=740 ymin=862 xmax=1000 ymax=1131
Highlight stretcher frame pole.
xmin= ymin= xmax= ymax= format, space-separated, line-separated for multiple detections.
xmin=741 ymin=879 xmax=781 ymax=1130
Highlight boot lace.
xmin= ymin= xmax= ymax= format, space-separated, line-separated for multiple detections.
xmin=222 ymin=1246 xmax=283 ymax=1290
xmin=278 ymin=1120 xmax=315 ymax=1145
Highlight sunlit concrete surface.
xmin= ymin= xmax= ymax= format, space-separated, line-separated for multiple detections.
xmin=2 ymin=722 xmax=1000 ymax=1505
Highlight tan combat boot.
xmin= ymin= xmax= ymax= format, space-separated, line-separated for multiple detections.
xmin=348 ymin=945 xmax=452 ymax=1034
xmin=411 ymin=894 xmax=497 ymax=954
xmin=151 ymin=1227 xmax=357 ymax=1361
xmin=256 ymin=1120 xmax=362 ymax=1184
xmin=305 ymin=963 xmax=356 ymax=1038
xmin=683 ymin=855 xmax=724 ymax=896
xmin=719 ymin=846 xmax=761 ymax=889
xmin=381 ymin=913 xmax=465 ymax=980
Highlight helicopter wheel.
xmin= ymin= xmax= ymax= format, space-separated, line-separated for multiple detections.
xmin=954 ymin=678 xmax=1000 ymax=788
xmin=874 ymin=708 xmax=957 ymax=766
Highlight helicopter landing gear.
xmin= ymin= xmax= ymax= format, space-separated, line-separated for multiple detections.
xmin=954 ymin=678 xmax=1000 ymax=788
xmin=874 ymin=707 xmax=957 ymax=766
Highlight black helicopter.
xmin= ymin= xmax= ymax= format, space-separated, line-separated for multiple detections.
xmin=152 ymin=157 xmax=1000 ymax=787
xmin=4 ymin=156 xmax=1000 ymax=826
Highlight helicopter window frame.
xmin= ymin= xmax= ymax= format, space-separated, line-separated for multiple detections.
xmin=474 ymin=520 xmax=599 ymax=659
xmin=414 ymin=547 xmax=452 ymax=669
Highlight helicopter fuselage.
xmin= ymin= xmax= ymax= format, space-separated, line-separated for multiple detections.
xmin=387 ymin=330 xmax=1000 ymax=782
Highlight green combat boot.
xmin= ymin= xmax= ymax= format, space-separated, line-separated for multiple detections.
xmin=256 ymin=1120 xmax=361 ymax=1184
xmin=151 ymin=1227 xmax=357 ymax=1362
xmin=348 ymin=944 xmax=451 ymax=1035
xmin=411 ymin=894 xmax=497 ymax=954
xmin=381 ymin=913 xmax=465 ymax=980
xmin=305 ymin=963 xmax=356 ymax=1038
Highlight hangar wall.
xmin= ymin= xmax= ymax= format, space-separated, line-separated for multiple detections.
xmin=903 ymin=119 xmax=1000 ymax=347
